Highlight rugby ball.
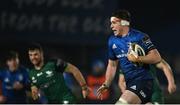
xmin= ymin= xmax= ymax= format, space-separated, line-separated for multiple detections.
xmin=129 ymin=43 xmax=145 ymax=67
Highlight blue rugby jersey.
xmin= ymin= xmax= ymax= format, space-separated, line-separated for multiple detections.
xmin=108 ymin=28 xmax=156 ymax=82
xmin=0 ymin=66 xmax=30 ymax=103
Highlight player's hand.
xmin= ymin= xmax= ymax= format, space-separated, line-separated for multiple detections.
xmin=13 ymin=82 xmax=23 ymax=90
xmin=168 ymin=82 xmax=176 ymax=94
xmin=0 ymin=95 xmax=6 ymax=103
xmin=31 ymin=86 xmax=39 ymax=100
xmin=81 ymin=85 xmax=91 ymax=98
xmin=127 ymin=53 xmax=139 ymax=62
xmin=97 ymin=84 xmax=109 ymax=100
xmin=127 ymin=46 xmax=140 ymax=62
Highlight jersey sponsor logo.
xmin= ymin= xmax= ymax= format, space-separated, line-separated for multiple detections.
xmin=142 ymin=34 xmax=152 ymax=45
xmin=130 ymin=85 xmax=136 ymax=90
xmin=112 ymin=44 xmax=117 ymax=49
xmin=147 ymin=44 xmax=154 ymax=49
xmin=140 ymin=90 xmax=146 ymax=98
xmin=144 ymin=39 xmax=152 ymax=45
xmin=37 ymin=72 xmax=43 ymax=77
xmin=32 ymin=79 xmax=37 ymax=83
xmin=32 ymin=76 xmax=37 ymax=83
xmin=116 ymin=54 xmax=127 ymax=58
xmin=46 ymin=71 xmax=53 ymax=77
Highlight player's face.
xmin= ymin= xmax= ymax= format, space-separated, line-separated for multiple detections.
xmin=28 ymin=50 xmax=43 ymax=66
xmin=110 ymin=17 xmax=123 ymax=36
xmin=6 ymin=58 xmax=19 ymax=71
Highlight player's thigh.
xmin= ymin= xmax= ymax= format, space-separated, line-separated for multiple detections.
xmin=126 ymin=80 xmax=153 ymax=104
xmin=117 ymin=90 xmax=142 ymax=104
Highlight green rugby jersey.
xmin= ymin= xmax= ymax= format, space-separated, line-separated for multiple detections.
xmin=29 ymin=59 xmax=76 ymax=103
xmin=149 ymin=65 xmax=164 ymax=104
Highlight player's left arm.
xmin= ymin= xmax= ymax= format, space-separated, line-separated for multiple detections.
xmin=64 ymin=63 xmax=90 ymax=98
xmin=137 ymin=49 xmax=161 ymax=64
xmin=128 ymin=34 xmax=162 ymax=64
xmin=55 ymin=59 xmax=90 ymax=98
xmin=156 ymin=59 xmax=176 ymax=94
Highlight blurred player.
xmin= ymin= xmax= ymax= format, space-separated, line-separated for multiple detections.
xmin=119 ymin=59 xmax=176 ymax=104
xmin=86 ymin=60 xmax=111 ymax=103
xmin=28 ymin=43 xmax=90 ymax=104
xmin=0 ymin=51 xmax=30 ymax=103
xmin=97 ymin=9 xmax=162 ymax=104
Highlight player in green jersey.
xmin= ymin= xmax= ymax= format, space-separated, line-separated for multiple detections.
xmin=118 ymin=59 xmax=176 ymax=104
xmin=27 ymin=43 xmax=90 ymax=104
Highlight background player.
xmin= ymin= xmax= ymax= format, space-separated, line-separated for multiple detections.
xmin=119 ymin=59 xmax=176 ymax=104
xmin=28 ymin=43 xmax=90 ymax=104
xmin=0 ymin=51 xmax=30 ymax=103
xmin=97 ymin=9 xmax=162 ymax=104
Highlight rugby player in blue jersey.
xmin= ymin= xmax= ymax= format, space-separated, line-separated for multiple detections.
xmin=97 ymin=10 xmax=162 ymax=104
xmin=0 ymin=51 xmax=30 ymax=103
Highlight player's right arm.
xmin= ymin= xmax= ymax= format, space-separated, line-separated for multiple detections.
xmin=28 ymin=71 xmax=39 ymax=100
xmin=97 ymin=59 xmax=118 ymax=99
xmin=156 ymin=59 xmax=176 ymax=94
xmin=97 ymin=36 xmax=118 ymax=99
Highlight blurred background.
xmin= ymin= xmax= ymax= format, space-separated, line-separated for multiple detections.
xmin=0 ymin=0 xmax=180 ymax=104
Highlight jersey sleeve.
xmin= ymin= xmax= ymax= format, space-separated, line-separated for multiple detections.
xmin=108 ymin=37 xmax=118 ymax=60
xmin=140 ymin=34 xmax=156 ymax=53
xmin=53 ymin=59 xmax=68 ymax=73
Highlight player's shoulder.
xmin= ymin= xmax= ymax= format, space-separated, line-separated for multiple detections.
xmin=48 ymin=58 xmax=63 ymax=63
xmin=131 ymin=28 xmax=146 ymax=36
xmin=0 ymin=69 xmax=6 ymax=74
xmin=130 ymin=28 xmax=149 ymax=40
xmin=108 ymin=34 xmax=116 ymax=40
xmin=28 ymin=66 xmax=37 ymax=74
xmin=108 ymin=35 xmax=117 ymax=45
xmin=47 ymin=58 xmax=66 ymax=67
xmin=19 ymin=65 xmax=29 ymax=71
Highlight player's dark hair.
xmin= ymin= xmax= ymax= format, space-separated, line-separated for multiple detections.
xmin=111 ymin=9 xmax=131 ymax=22
xmin=5 ymin=51 xmax=19 ymax=61
xmin=28 ymin=43 xmax=43 ymax=52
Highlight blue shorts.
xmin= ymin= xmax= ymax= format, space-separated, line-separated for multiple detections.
xmin=126 ymin=80 xmax=153 ymax=104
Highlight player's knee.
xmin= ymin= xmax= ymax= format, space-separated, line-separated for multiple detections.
xmin=115 ymin=98 xmax=128 ymax=105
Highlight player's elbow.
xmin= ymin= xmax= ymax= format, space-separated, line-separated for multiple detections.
xmin=150 ymin=49 xmax=162 ymax=64
xmin=154 ymin=54 xmax=161 ymax=64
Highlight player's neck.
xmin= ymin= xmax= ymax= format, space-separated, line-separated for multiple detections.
xmin=35 ymin=61 xmax=44 ymax=70
xmin=9 ymin=66 xmax=18 ymax=72
xmin=121 ymin=27 xmax=130 ymax=37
